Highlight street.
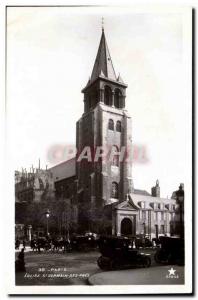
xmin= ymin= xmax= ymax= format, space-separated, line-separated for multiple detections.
xmin=88 ymin=265 xmax=184 ymax=285
xmin=15 ymin=249 xmax=100 ymax=285
xmin=15 ymin=248 xmax=184 ymax=285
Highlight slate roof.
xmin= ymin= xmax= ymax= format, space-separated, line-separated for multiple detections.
xmin=130 ymin=193 xmax=176 ymax=205
xmin=90 ymin=29 xmax=117 ymax=83
xmin=49 ymin=157 xmax=76 ymax=182
xmin=133 ymin=189 xmax=151 ymax=196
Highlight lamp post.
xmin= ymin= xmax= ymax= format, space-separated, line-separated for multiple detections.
xmin=176 ymin=184 xmax=184 ymax=239
xmin=143 ymin=222 xmax=146 ymax=238
xmin=45 ymin=209 xmax=50 ymax=236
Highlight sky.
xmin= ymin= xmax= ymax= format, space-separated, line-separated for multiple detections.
xmin=6 ymin=6 xmax=192 ymax=198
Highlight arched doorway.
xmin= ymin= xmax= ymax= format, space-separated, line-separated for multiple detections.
xmin=121 ymin=218 xmax=132 ymax=236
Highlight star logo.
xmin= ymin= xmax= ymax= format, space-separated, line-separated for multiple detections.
xmin=168 ymin=267 xmax=176 ymax=276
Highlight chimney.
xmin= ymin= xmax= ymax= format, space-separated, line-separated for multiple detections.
xmin=179 ymin=183 xmax=184 ymax=190
xmin=31 ymin=165 xmax=33 ymax=173
xmin=151 ymin=180 xmax=160 ymax=197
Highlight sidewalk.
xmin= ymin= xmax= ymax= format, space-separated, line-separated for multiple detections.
xmin=88 ymin=265 xmax=184 ymax=285
xmin=15 ymin=245 xmax=32 ymax=253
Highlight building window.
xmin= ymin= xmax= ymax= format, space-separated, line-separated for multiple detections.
xmin=108 ymin=119 xmax=114 ymax=130
xmin=155 ymin=224 xmax=159 ymax=238
xmin=154 ymin=212 xmax=158 ymax=221
xmin=142 ymin=223 xmax=146 ymax=235
xmin=104 ymin=86 xmax=112 ymax=106
xmin=111 ymin=182 xmax=118 ymax=198
xmin=161 ymin=203 xmax=164 ymax=210
xmin=142 ymin=211 xmax=146 ymax=220
xmin=161 ymin=212 xmax=164 ymax=221
xmin=116 ymin=121 xmax=121 ymax=132
xmin=111 ymin=145 xmax=119 ymax=166
xmin=160 ymin=225 xmax=165 ymax=234
xmin=154 ymin=203 xmax=158 ymax=209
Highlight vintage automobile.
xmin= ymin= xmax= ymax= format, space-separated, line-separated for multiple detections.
xmin=135 ymin=235 xmax=153 ymax=248
xmin=154 ymin=236 xmax=184 ymax=265
xmin=97 ymin=235 xmax=151 ymax=270
xmin=70 ymin=233 xmax=97 ymax=251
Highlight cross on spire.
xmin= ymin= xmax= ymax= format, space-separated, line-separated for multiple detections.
xmin=102 ymin=17 xmax=104 ymax=32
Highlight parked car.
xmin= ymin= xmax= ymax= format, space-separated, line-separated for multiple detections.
xmin=97 ymin=235 xmax=151 ymax=270
xmin=135 ymin=236 xmax=153 ymax=248
xmin=154 ymin=236 xmax=184 ymax=265
xmin=70 ymin=234 xmax=97 ymax=251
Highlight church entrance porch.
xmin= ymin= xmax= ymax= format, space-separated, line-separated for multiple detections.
xmin=112 ymin=196 xmax=139 ymax=237
xmin=116 ymin=214 xmax=137 ymax=236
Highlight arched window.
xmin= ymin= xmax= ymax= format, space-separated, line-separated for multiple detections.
xmin=116 ymin=121 xmax=121 ymax=132
xmin=111 ymin=182 xmax=118 ymax=198
xmin=111 ymin=145 xmax=119 ymax=166
xmin=104 ymin=86 xmax=112 ymax=106
xmin=108 ymin=119 xmax=114 ymax=130
xmin=114 ymin=89 xmax=122 ymax=108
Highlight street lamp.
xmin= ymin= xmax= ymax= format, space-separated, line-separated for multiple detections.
xmin=45 ymin=209 xmax=50 ymax=236
xmin=176 ymin=184 xmax=184 ymax=239
xmin=143 ymin=222 xmax=146 ymax=238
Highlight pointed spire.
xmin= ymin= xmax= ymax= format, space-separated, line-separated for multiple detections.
xmin=117 ymin=73 xmax=124 ymax=83
xmin=90 ymin=29 xmax=117 ymax=83
xmin=85 ymin=77 xmax=91 ymax=87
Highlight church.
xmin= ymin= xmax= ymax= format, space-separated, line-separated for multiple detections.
xmin=15 ymin=27 xmax=183 ymax=240
xmin=49 ymin=28 xmax=181 ymax=239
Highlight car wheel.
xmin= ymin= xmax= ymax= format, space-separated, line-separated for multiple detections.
xmin=143 ymin=256 xmax=151 ymax=268
xmin=97 ymin=256 xmax=111 ymax=271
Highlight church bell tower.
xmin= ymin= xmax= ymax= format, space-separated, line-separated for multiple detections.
xmin=76 ymin=28 xmax=133 ymax=233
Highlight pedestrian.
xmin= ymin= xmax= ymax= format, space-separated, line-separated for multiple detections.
xmin=15 ymin=239 xmax=20 ymax=250
xmin=15 ymin=248 xmax=26 ymax=272
xmin=22 ymin=239 xmax=26 ymax=250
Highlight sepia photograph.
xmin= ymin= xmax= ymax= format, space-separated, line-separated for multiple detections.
xmin=4 ymin=4 xmax=193 ymax=295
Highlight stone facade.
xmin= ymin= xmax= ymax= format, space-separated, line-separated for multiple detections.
xmin=113 ymin=192 xmax=178 ymax=239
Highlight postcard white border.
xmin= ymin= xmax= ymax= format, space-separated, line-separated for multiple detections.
xmin=1 ymin=0 xmax=193 ymax=295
